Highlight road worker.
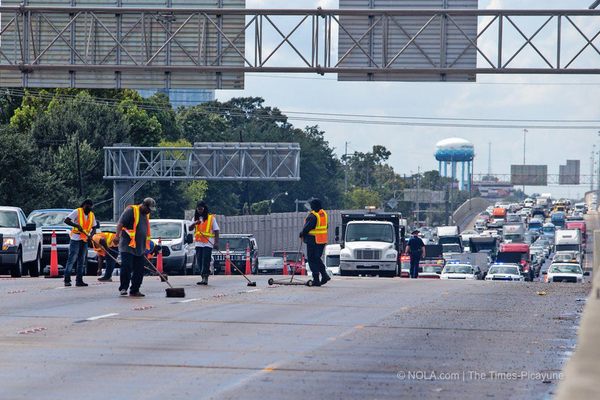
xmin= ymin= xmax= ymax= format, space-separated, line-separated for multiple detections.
xmin=189 ymin=201 xmax=220 ymax=286
xmin=63 ymin=199 xmax=98 ymax=287
xmin=299 ymin=198 xmax=330 ymax=287
xmin=93 ymin=231 xmax=119 ymax=282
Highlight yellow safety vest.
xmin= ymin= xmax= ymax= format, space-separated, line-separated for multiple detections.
xmin=195 ymin=214 xmax=215 ymax=243
xmin=122 ymin=205 xmax=151 ymax=250
xmin=308 ymin=210 xmax=328 ymax=244
xmin=71 ymin=208 xmax=95 ymax=242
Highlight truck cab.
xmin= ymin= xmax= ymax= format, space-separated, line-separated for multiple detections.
xmin=338 ymin=211 xmax=401 ymax=277
xmin=498 ymin=243 xmax=532 ymax=281
xmin=214 ymin=234 xmax=258 ymax=275
xmin=1 ymin=206 xmax=43 ymax=277
xmin=27 ymin=208 xmax=73 ymax=273
xmin=502 ymin=224 xmax=525 ymax=243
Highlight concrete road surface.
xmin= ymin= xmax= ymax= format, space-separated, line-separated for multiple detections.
xmin=0 ymin=275 xmax=589 ymax=400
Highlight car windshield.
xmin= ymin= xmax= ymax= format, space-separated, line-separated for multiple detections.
xmin=27 ymin=210 xmax=70 ymax=227
xmin=0 ymin=210 xmax=20 ymax=228
xmin=489 ymin=266 xmax=519 ymax=275
xmin=444 ymin=265 xmax=473 ymax=274
xmin=150 ymin=222 xmax=182 ymax=240
xmin=259 ymin=257 xmax=283 ymax=266
xmin=326 ymin=255 xmax=340 ymax=267
xmin=554 ymin=254 xmax=575 ymax=262
xmin=550 ymin=265 xmax=582 ymax=274
xmin=442 ymin=244 xmax=461 ymax=253
xmin=224 ymin=238 xmax=251 ymax=251
xmin=346 ymin=223 xmax=394 ymax=243
xmin=273 ymin=251 xmax=301 ymax=262
xmin=422 ymin=266 xmax=441 ymax=273
xmin=504 ymin=234 xmax=522 ymax=241
xmin=100 ymin=224 xmax=117 ymax=233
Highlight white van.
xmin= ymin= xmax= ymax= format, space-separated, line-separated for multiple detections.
xmin=324 ymin=244 xmax=341 ymax=275
xmin=150 ymin=219 xmax=196 ymax=275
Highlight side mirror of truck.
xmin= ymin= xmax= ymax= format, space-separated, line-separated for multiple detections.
xmin=24 ymin=223 xmax=37 ymax=231
xmin=185 ymin=233 xmax=194 ymax=244
xmin=335 ymin=227 xmax=340 ymax=242
xmin=584 ymin=271 xmax=591 ymax=276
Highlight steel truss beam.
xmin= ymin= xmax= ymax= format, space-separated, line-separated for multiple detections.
xmin=473 ymin=174 xmax=593 ymax=186
xmin=1 ymin=6 xmax=600 ymax=79
xmin=105 ymin=143 xmax=300 ymax=220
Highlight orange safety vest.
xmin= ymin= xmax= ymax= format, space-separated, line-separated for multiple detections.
xmin=122 ymin=205 xmax=151 ymax=250
xmin=71 ymin=208 xmax=95 ymax=242
xmin=194 ymin=214 xmax=215 ymax=243
xmin=91 ymin=232 xmax=117 ymax=257
xmin=308 ymin=210 xmax=328 ymax=244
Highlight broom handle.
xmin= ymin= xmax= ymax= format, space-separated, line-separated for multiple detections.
xmin=91 ymin=238 xmax=174 ymax=289
xmin=195 ymin=229 xmax=254 ymax=283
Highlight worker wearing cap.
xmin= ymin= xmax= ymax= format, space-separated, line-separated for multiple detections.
xmin=93 ymin=231 xmax=119 ymax=282
xmin=189 ymin=201 xmax=219 ymax=286
xmin=299 ymin=198 xmax=330 ymax=287
xmin=112 ymin=198 xmax=156 ymax=297
xmin=63 ymin=199 xmax=98 ymax=287
xmin=405 ymin=230 xmax=426 ymax=279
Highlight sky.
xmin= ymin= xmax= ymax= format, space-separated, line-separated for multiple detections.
xmin=214 ymin=0 xmax=600 ymax=199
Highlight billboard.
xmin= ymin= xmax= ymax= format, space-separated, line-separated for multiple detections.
xmin=510 ymin=165 xmax=548 ymax=186
xmin=559 ymin=160 xmax=581 ymax=185
xmin=403 ymin=189 xmax=445 ymax=204
xmin=338 ymin=0 xmax=478 ymax=82
xmin=0 ymin=0 xmax=246 ymax=89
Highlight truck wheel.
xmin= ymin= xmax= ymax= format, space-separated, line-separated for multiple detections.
xmin=11 ymin=252 xmax=23 ymax=278
xmin=28 ymin=248 xmax=41 ymax=277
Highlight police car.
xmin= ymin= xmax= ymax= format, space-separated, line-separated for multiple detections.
xmin=440 ymin=261 xmax=482 ymax=280
xmin=484 ymin=263 xmax=524 ymax=281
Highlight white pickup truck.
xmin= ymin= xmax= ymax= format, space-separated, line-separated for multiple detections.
xmin=0 ymin=206 xmax=44 ymax=277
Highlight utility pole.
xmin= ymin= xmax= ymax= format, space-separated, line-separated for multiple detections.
xmin=597 ymin=132 xmax=600 ymax=193
xmin=487 ymin=141 xmax=492 ymax=177
xmin=522 ymin=128 xmax=528 ymax=195
xmin=344 ymin=141 xmax=349 ymax=193
xmin=591 ymin=146 xmax=596 ymax=192
xmin=416 ymin=166 xmax=421 ymax=226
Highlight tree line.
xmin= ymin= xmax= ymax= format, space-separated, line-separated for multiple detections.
xmin=0 ymin=89 xmax=470 ymax=223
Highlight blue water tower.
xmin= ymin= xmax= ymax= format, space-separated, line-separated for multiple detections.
xmin=435 ymin=138 xmax=475 ymax=191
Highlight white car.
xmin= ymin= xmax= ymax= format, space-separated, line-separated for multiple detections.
xmin=546 ymin=263 xmax=584 ymax=283
xmin=324 ymin=244 xmax=341 ymax=275
xmin=440 ymin=262 xmax=482 ymax=280
xmin=0 ymin=206 xmax=43 ymax=277
xmin=485 ymin=264 xmax=524 ymax=281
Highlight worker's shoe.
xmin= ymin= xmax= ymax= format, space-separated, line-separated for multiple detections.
xmin=320 ymin=275 xmax=331 ymax=286
xmin=98 ymin=277 xmax=112 ymax=282
xmin=312 ymin=280 xmax=321 ymax=287
xmin=64 ymin=281 xmax=72 ymax=287
xmin=119 ymin=289 xmax=128 ymax=296
xmin=197 ymin=276 xmax=208 ymax=285
xmin=76 ymin=281 xmax=88 ymax=287
xmin=129 ymin=292 xmax=145 ymax=297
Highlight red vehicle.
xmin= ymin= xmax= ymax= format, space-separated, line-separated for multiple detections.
xmin=565 ymin=221 xmax=587 ymax=244
xmin=272 ymin=250 xmax=304 ymax=274
xmin=400 ymin=254 xmax=411 ymax=278
xmin=498 ymin=243 xmax=532 ymax=280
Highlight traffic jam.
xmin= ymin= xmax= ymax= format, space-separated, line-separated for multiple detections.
xmin=0 ymin=196 xmax=589 ymax=284
xmin=398 ymin=196 xmax=589 ymax=283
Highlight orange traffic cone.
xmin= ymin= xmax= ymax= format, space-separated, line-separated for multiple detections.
xmin=300 ymin=254 xmax=306 ymax=276
xmin=157 ymin=238 xmax=164 ymax=274
xmin=225 ymin=243 xmax=232 ymax=275
xmin=245 ymin=246 xmax=252 ymax=275
xmin=283 ymin=252 xmax=288 ymax=275
xmin=46 ymin=230 xmax=60 ymax=278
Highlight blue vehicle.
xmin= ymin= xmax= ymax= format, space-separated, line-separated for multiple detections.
xmin=550 ymin=212 xmax=566 ymax=229
xmin=528 ymin=219 xmax=543 ymax=232
xmin=542 ymin=223 xmax=556 ymax=240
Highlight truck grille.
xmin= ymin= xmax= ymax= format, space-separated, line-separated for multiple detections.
xmin=354 ymin=249 xmax=381 ymax=260
xmin=552 ymin=276 xmax=577 ymax=283
xmin=43 ymin=233 xmax=71 ymax=245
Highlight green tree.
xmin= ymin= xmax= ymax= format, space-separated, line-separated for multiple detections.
xmin=344 ymin=188 xmax=381 ymax=210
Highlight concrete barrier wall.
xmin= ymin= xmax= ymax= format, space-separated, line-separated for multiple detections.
xmin=452 ymin=198 xmax=491 ymax=232
xmin=210 ymin=210 xmax=342 ymax=257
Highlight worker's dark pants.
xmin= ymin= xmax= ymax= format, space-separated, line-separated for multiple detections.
xmin=119 ymin=252 xmax=145 ymax=293
xmin=307 ymin=242 xmax=328 ymax=282
xmin=64 ymin=240 xmax=88 ymax=283
xmin=195 ymin=247 xmax=212 ymax=277
xmin=101 ymin=248 xmax=119 ymax=279
xmin=409 ymin=252 xmax=421 ymax=279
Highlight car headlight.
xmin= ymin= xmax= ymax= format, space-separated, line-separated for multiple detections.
xmin=340 ymin=251 xmax=352 ymax=260
xmin=2 ymin=237 xmax=15 ymax=250
xmin=171 ymin=243 xmax=182 ymax=251
xmin=385 ymin=252 xmax=397 ymax=259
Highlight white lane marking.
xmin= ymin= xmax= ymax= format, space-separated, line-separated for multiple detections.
xmin=86 ymin=313 xmax=119 ymax=321
xmin=178 ymin=298 xmax=200 ymax=303
xmin=245 ymin=289 xmax=261 ymax=293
